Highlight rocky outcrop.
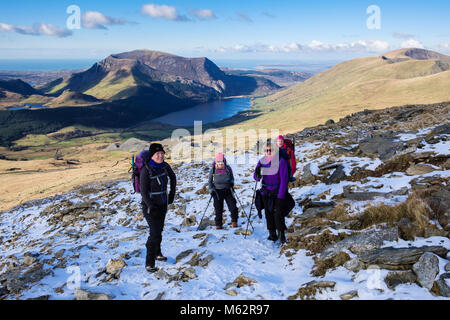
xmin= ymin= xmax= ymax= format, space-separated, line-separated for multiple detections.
xmin=358 ymin=246 xmax=448 ymax=270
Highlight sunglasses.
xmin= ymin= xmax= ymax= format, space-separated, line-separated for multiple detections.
xmin=265 ymin=149 xmax=272 ymax=152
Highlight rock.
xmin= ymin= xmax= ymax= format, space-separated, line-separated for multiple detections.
xmin=199 ymin=235 xmax=210 ymax=247
xmin=176 ymin=250 xmax=194 ymax=264
xmin=412 ymin=253 xmax=440 ymax=290
xmin=182 ymin=267 xmax=197 ymax=281
xmin=154 ymin=269 xmax=171 ymax=281
xmin=325 ymin=119 xmax=335 ymax=126
xmin=434 ymin=273 xmax=450 ymax=297
xmin=197 ymin=218 xmax=215 ymax=231
xmin=425 ymin=124 xmax=450 ymax=144
xmin=23 ymin=256 xmax=37 ymax=266
xmin=421 ymin=187 xmax=450 ymax=231
xmin=233 ymin=274 xmax=257 ymax=288
xmin=358 ymin=246 xmax=448 ymax=270
xmin=384 ymin=271 xmax=417 ymax=290
xmin=342 ymin=190 xmax=386 ymax=201
xmin=406 ymin=164 xmax=437 ymax=176
xmin=27 ymin=295 xmax=50 ymax=300
xmin=117 ymin=138 xmax=150 ymax=153
xmin=105 ymin=259 xmax=126 ymax=277
xmin=444 ymin=159 xmax=450 ymax=170
xmin=320 ymin=228 xmax=398 ymax=260
xmin=340 ymin=290 xmax=358 ymax=300
xmin=300 ymin=206 xmax=335 ymax=221
xmin=54 ymin=249 xmax=66 ymax=259
xmin=74 ymin=289 xmax=113 ymax=300
xmin=359 ymin=136 xmax=403 ymax=160
xmin=398 ymin=218 xmax=421 ymax=241
xmin=344 ymin=258 xmax=363 ymax=273
xmin=226 ymin=289 xmax=238 ymax=296
xmin=326 ymin=165 xmax=346 ymax=184
xmin=445 ymin=263 xmax=450 ymax=272
xmin=199 ymin=254 xmax=214 ymax=268
xmin=302 ymin=163 xmax=316 ymax=184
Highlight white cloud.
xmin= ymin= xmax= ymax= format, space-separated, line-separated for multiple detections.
xmin=191 ymin=9 xmax=216 ymax=20
xmin=436 ymin=43 xmax=450 ymax=52
xmin=401 ymin=38 xmax=425 ymax=49
xmin=141 ymin=4 xmax=189 ymax=21
xmin=81 ymin=11 xmax=126 ymax=29
xmin=0 ymin=22 xmax=72 ymax=37
xmin=216 ymin=40 xmax=391 ymax=54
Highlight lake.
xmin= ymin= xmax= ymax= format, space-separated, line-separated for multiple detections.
xmin=152 ymin=97 xmax=251 ymax=126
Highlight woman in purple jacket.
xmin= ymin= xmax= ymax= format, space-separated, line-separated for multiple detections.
xmin=254 ymin=141 xmax=289 ymax=243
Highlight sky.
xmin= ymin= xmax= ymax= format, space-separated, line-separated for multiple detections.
xmin=0 ymin=0 xmax=449 ymax=62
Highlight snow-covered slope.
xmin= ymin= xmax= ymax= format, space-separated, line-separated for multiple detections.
xmin=1 ymin=103 xmax=449 ymax=300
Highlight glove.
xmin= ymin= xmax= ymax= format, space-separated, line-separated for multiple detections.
xmin=255 ymin=166 xmax=262 ymax=180
xmin=210 ymin=189 xmax=217 ymax=197
xmin=168 ymin=193 xmax=175 ymax=205
xmin=258 ymin=210 xmax=263 ymax=219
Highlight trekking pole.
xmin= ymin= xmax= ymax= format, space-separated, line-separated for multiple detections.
xmin=197 ymin=195 xmax=213 ymax=231
xmin=232 ymin=188 xmax=254 ymax=231
xmin=244 ymin=181 xmax=258 ymax=239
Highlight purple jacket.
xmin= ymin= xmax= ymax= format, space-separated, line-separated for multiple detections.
xmin=254 ymin=156 xmax=288 ymax=199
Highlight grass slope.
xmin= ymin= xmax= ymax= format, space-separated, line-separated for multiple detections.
xmin=229 ymin=49 xmax=450 ymax=134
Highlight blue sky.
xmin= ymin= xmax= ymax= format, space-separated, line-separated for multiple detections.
xmin=0 ymin=0 xmax=449 ymax=61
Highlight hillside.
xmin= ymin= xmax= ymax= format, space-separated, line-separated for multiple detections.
xmin=42 ymin=50 xmax=280 ymax=101
xmin=0 ymin=101 xmax=449 ymax=300
xmin=233 ymin=48 xmax=450 ymax=134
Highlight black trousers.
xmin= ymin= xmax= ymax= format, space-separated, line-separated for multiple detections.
xmin=213 ymin=189 xmax=239 ymax=226
xmin=261 ymin=190 xmax=286 ymax=233
xmin=142 ymin=202 xmax=167 ymax=265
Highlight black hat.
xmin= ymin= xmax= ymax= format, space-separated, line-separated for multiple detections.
xmin=149 ymin=143 xmax=165 ymax=158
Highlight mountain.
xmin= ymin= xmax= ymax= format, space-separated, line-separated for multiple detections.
xmin=240 ymin=48 xmax=450 ymax=133
xmin=0 ymin=79 xmax=39 ymax=96
xmin=49 ymin=90 xmax=102 ymax=107
xmin=42 ymin=50 xmax=280 ymax=102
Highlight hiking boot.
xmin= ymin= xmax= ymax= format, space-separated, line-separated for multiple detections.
xmin=232 ymin=222 xmax=238 ymax=228
xmin=156 ymin=255 xmax=168 ymax=262
xmin=267 ymin=231 xmax=277 ymax=241
xmin=145 ymin=265 xmax=158 ymax=273
xmin=216 ymin=226 xmax=223 ymax=230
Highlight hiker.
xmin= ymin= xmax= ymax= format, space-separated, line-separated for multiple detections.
xmin=140 ymin=143 xmax=176 ymax=273
xmin=276 ymin=135 xmax=297 ymax=181
xmin=254 ymin=141 xmax=289 ymax=243
xmin=208 ymin=152 xmax=239 ymax=229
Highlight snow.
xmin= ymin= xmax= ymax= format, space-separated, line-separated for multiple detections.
xmin=1 ymin=128 xmax=449 ymax=301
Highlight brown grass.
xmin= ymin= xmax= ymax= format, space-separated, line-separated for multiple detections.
xmin=357 ymin=193 xmax=434 ymax=231
xmin=312 ymin=251 xmax=351 ymax=277
xmin=283 ymin=230 xmax=351 ymax=255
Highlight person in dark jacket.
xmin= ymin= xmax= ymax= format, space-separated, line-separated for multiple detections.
xmin=254 ymin=141 xmax=289 ymax=243
xmin=140 ymin=143 xmax=176 ymax=273
xmin=208 ymin=152 xmax=239 ymax=229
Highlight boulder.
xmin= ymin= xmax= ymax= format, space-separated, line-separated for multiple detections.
xmin=358 ymin=246 xmax=448 ymax=270
xmin=412 ymin=253 xmax=440 ymax=290
xmin=340 ymin=290 xmax=358 ymax=300
xmin=434 ymin=273 xmax=450 ymax=297
xmin=359 ymin=136 xmax=403 ymax=160
xmin=384 ymin=271 xmax=417 ymax=290
xmin=105 ymin=259 xmax=126 ymax=277
xmin=406 ymin=164 xmax=437 ymax=176
xmin=118 ymin=138 xmax=150 ymax=153
xmin=75 ymin=289 xmax=113 ymax=300
xmin=326 ymin=165 xmax=346 ymax=184
xmin=398 ymin=218 xmax=421 ymax=241
xmin=320 ymin=228 xmax=398 ymax=260
xmin=302 ymin=163 xmax=316 ymax=184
